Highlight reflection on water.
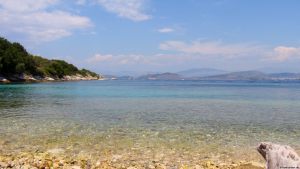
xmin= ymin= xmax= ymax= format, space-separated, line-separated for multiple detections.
xmin=1 ymin=80 xmax=300 ymax=162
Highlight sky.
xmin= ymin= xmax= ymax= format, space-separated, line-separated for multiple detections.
xmin=1 ymin=0 xmax=300 ymax=75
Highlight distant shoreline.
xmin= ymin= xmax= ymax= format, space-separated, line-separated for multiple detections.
xmin=0 ymin=74 xmax=103 ymax=83
xmin=3 ymin=76 xmax=300 ymax=84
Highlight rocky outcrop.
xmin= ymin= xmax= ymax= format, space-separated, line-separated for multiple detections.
xmin=257 ymin=142 xmax=300 ymax=169
xmin=63 ymin=74 xmax=101 ymax=81
xmin=0 ymin=76 xmax=9 ymax=83
xmin=0 ymin=73 xmax=103 ymax=83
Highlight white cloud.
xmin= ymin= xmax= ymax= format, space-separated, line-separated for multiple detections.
xmin=76 ymin=0 xmax=86 ymax=5
xmin=119 ymin=55 xmax=147 ymax=64
xmin=160 ymin=40 xmax=300 ymax=64
xmin=0 ymin=0 xmax=92 ymax=42
xmin=87 ymin=53 xmax=149 ymax=65
xmin=0 ymin=0 xmax=59 ymax=12
xmin=96 ymin=0 xmax=151 ymax=21
xmin=160 ymin=40 xmax=262 ymax=57
xmin=270 ymin=46 xmax=300 ymax=61
xmin=87 ymin=54 xmax=113 ymax=63
xmin=158 ymin=28 xmax=174 ymax=33
xmin=87 ymin=41 xmax=300 ymax=73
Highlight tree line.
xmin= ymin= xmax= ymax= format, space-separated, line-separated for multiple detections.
xmin=0 ymin=37 xmax=99 ymax=78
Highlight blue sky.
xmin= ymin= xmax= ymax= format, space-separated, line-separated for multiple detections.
xmin=1 ymin=0 xmax=300 ymax=74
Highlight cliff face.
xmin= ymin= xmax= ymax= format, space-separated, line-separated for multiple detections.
xmin=0 ymin=37 xmax=102 ymax=83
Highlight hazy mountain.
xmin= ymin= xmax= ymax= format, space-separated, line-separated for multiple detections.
xmin=137 ymin=73 xmax=184 ymax=80
xmin=102 ymin=71 xmax=160 ymax=77
xmin=199 ymin=71 xmax=269 ymax=80
xmin=258 ymin=66 xmax=300 ymax=74
xmin=268 ymin=73 xmax=300 ymax=80
xmin=108 ymin=70 xmax=300 ymax=81
xmin=103 ymin=75 xmax=134 ymax=80
xmin=177 ymin=68 xmax=227 ymax=77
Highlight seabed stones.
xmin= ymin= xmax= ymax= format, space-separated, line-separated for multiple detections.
xmin=0 ymin=151 xmax=265 ymax=169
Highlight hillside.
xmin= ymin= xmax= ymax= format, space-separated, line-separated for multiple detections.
xmin=0 ymin=37 xmax=101 ymax=82
xmin=268 ymin=73 xmax=300 ymax=80
xmin=133 ymin=70 xmax=300 ymax=81
xmin=177 ymin=68 xmax=227 ymax=77
xmin=198 ymin=71 xmax=269 ymax=80
xmin=135 ymin=71 xmax=269 ymax=81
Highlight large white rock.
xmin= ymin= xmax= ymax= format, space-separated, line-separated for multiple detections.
xmin=257 ymin=142 xmax=300 ymax=169
xmin=0 ymin=76 xmax=9 ymax=82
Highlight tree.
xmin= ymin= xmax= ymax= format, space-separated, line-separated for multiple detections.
xmin=16 ymin=63 xmax=25 ymax=73
xmin=0 ymin=37 xmax=99 ymax=79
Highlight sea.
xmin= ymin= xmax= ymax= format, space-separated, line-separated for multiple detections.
xmin=1 ymin=80 xmax=300 ymax=163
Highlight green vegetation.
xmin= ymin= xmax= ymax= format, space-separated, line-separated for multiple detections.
xmin=0 ymin=37 xmax=99 ymax=79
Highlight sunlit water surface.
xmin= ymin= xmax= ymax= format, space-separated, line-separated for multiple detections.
xmin=1 ymin=80 xmax=300 ymax=163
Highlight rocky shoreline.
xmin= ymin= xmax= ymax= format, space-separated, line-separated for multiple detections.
xmin=0 ymin=151 xmax=265 ymax=169
xmin=7 ymin=141 xmax=300 ymax=168
xmin=0 ymin=74 xmax=104 ymax=83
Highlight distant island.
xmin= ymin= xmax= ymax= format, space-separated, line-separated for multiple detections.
xmin=137 ymin=72 xmax=184 ymax=80
xmin=0 ymin=37 xmax=102 ymax=83
xmin=104 ymin=70 xmax=300 ymax=81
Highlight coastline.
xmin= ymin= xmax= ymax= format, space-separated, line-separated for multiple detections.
xmin=0 ymin=74 xmax=104 ymax=83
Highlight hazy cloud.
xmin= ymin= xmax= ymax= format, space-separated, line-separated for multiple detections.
xmin=76 ymin=0 xmax=86 ymax=5
xmin=160 ymin=40 xmax=262 ymax=57
xmin=270 ymin=46 xmax=300 ymax=61
xmin=87 ymin=51 xmax=216 ymax=70
xmin=87 ymin=53 xmax=150 ymax=65
xmin=96 ymin=0 xmax=151 ymax=21
xmin=158 ymin=28 xmax=174 ymax=33
xmin=87 ymin=53 xmax=113 ymax=63
xmin=0 ymin=0 xmax=59 ymax=12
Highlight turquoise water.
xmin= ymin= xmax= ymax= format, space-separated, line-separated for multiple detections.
xmin=1 ymin=80 xmax=300 ymax=162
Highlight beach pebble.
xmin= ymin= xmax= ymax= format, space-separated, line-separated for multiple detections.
xmin=195 ymin=164 xmax=204 ymax=169
xmin=148 ymin=164 xmax=155 ymax=169
xmin=47 ymin=148 xmax=65 ymax=154
xmin=127 ymin=167 xmax=137 ymax=169
xmin=0 ymin=161 xmax=8 ymax=168
xmin=233 ymin=162 xmax=264 ymax=169
xmin=71 ymin=165 xmax=81 ymax=169
xmin=112 ymin=154 xmax=122 ymax=162
xmin=21 ymin=164 xmax=32 ymax=169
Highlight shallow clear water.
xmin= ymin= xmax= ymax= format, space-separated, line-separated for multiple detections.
xmin=1 ymin=80 xmax=300 ymax=162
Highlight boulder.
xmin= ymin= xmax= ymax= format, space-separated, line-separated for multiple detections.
xmin=257 ymin=142 xmax=300 ymax=169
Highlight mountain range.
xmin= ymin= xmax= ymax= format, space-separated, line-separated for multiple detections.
xmin=177 ymin=68 xmax=227 ymax=77
xmin=105 ymin=70 xmax=300 ymax=81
